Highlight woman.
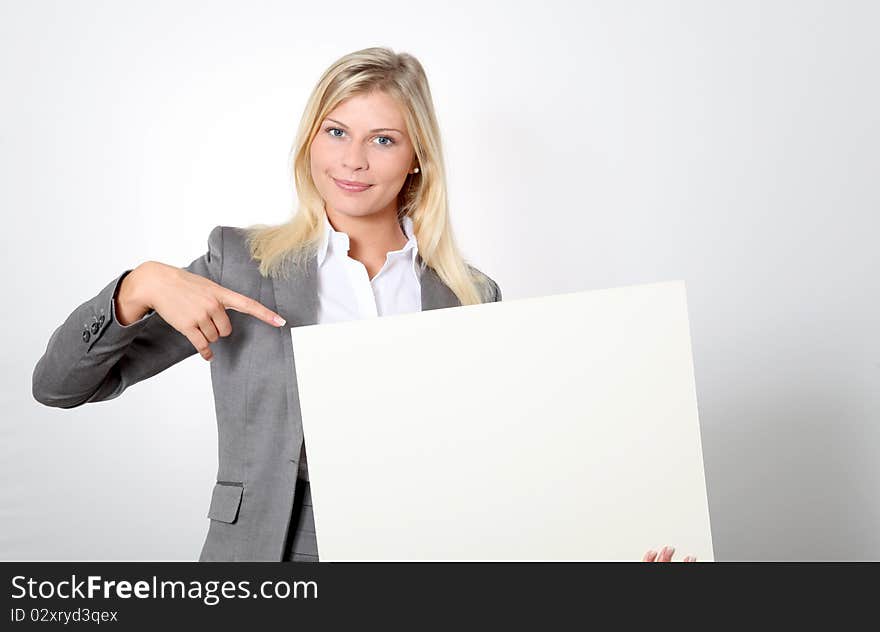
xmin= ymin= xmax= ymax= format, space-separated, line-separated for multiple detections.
xmin=32 ymin=46 xmax=694 ymax=563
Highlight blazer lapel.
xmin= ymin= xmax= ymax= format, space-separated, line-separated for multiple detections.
xmin=271 ymin=253 xmax=319 ymax=329
xmin=417 ymin=253 xmax=461 ymax=311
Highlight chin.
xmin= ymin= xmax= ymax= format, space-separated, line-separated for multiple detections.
xmin=329 ymin=203 xmax=379 ymax=218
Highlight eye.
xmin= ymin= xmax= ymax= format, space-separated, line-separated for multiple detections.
xmin=324 ymin=127 xmax=395 ymax=147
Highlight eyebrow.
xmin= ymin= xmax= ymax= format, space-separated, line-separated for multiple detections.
xmin=325 ymin=118 xmax=403 ymax=134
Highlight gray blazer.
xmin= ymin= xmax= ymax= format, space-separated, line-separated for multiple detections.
xmin=32 ymin=225 xmax=501 ymax=561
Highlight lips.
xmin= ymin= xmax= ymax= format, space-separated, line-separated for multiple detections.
xmin=333 ymin=177 xmax=372 ymax=192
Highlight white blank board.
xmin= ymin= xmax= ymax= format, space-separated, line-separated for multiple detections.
xmin=290 ymin=280 xmax=714 ymax=561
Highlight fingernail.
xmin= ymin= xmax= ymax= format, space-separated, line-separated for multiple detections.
xmin=273 ymin=315 xmax=286 ymax=326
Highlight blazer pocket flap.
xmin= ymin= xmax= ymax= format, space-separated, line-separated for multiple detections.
xmin=207 ymin=483 xmax=243 ymax=523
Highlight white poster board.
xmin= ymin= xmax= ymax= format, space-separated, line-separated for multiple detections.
xmin=290 ymin=280 xmax=714 ymax=561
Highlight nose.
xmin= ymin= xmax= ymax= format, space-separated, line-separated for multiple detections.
xmin=341 ymin=143 xmax=369 ymax=173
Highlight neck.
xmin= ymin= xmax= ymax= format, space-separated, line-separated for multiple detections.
xmin=325 ymin=206 xmax=408 ymax=264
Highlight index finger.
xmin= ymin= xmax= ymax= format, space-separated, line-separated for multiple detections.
xmin=219 ymin=287 xmax=286 ymax=327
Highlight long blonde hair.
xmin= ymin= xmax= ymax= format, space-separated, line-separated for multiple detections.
xmin=244 ymin=46 xmax=493 ymax=305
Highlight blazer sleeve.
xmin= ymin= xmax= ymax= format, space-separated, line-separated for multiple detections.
xmin=32 ymin=225 xmax=225 ymax=409
xmin=466 ymin=264 xmax=502 ymax=303
xmin=491 ymin=278 xmax=502 ymax=302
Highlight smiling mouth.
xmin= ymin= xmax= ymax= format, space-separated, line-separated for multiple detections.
xmin=334 ymin=177 xmax=371 ymax=186
xmin=333 ymin=177 xmax=373 ymax=192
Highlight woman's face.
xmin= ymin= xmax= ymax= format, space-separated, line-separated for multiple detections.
xmin=309 ymin=90 xmax=417 ymax=220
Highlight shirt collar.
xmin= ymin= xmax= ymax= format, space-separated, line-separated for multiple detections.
xmin=317 ymin=212 xmax=421 ymax=279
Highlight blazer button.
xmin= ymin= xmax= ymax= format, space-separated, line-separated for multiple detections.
xmin=98 ymin=314 xmax=105 ymax=327
xmin=82 ymin=329 xmax=91 ymax=343
xmin=90 ymin=321 xmax=100 ymax=335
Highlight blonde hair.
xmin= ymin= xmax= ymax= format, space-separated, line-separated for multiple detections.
xmin=243 ymin=46 xmax=493 ymax=305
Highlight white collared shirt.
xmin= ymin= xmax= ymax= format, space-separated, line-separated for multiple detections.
xmin=315 ymin=212 xmax=422 ymax=324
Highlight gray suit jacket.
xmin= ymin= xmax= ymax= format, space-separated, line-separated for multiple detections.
xmin=32 ymin=225 xmax=501 ymax=561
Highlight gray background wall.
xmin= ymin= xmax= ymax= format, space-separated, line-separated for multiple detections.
xmin=2 ymin=0 xmax=877 ymax=560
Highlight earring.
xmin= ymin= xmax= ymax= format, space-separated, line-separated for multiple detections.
xmin=412 ymin=167 xmax=420 ymax=174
